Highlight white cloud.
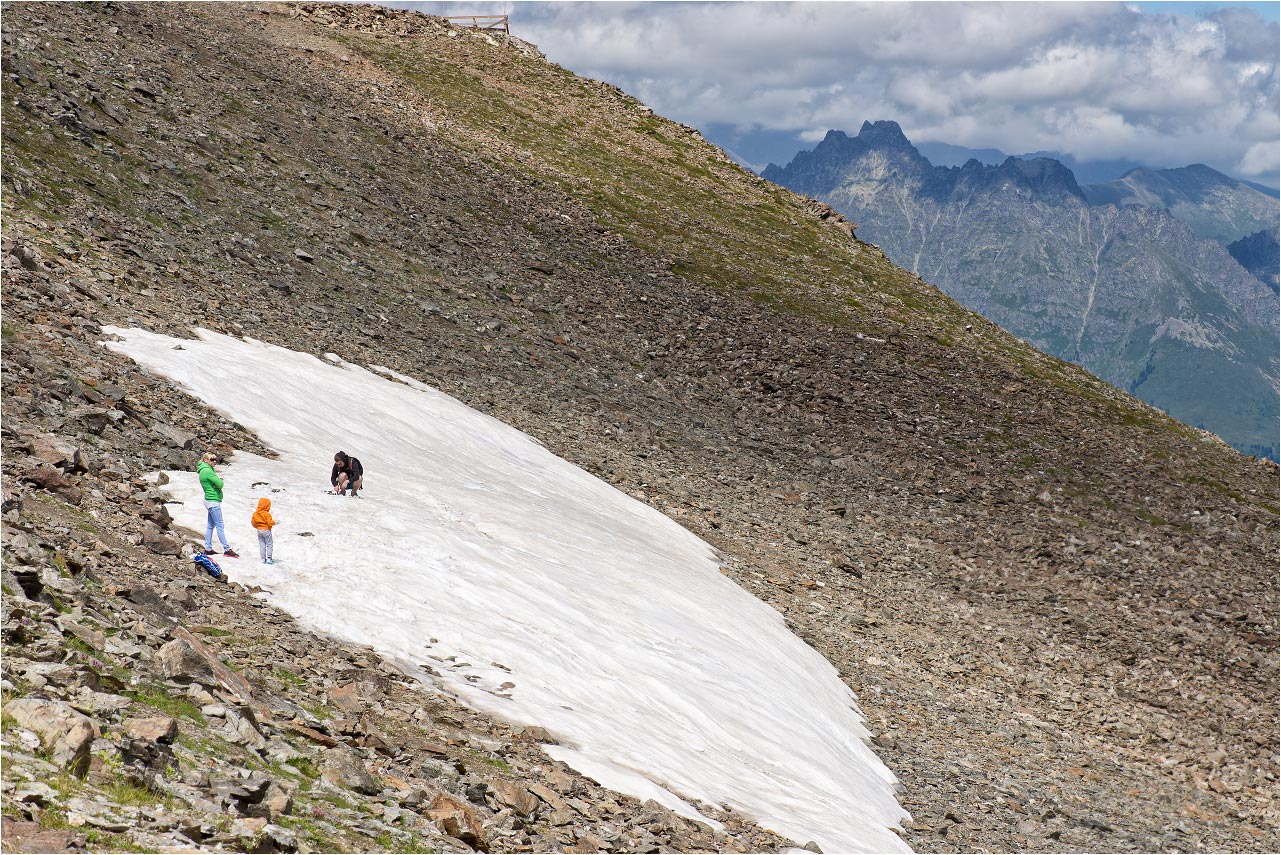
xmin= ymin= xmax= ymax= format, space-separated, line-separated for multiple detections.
xmin=394 ymin=1 xmax=1279 ymax=182
xmin=1240 ymin=140 xmax=1280 ymax=176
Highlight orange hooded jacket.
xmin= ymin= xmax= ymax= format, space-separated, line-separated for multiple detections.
xmin=251 ymin=498 xmax=275 ymax=530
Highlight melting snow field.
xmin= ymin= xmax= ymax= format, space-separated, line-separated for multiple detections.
xmin=105 ymin=327 xmax=909 ymax=853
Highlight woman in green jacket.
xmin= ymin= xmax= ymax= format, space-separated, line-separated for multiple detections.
xmin=198 ymin=452 xmax=238 ymax=557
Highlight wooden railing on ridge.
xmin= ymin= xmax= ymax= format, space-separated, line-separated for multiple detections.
xmin=443 ymin=15 xmax=510 ymax=34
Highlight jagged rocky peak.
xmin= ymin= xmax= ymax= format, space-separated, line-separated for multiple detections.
xmin=762 ymin=120 xmax=924 ymax=188
xmin=768 ymin=120 xmax=915 ymax=163
xmin=855 ymin=119 xmax=915 ymax=150
xmin=990 ymin=155 xmax=1087 ymax=201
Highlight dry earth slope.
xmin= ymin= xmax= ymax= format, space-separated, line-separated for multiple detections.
xmin=2 ymin=3 xmax=1278 ymax=853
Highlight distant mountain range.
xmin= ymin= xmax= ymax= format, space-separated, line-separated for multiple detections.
xmin=915 ymin=142 xmax=1147 ymax=186
xmin=914 ymin=141 xmax=1281 ymax=196
xmin=763 ymin=121 xmax=1280 ymax=459
xmin=1082 ymin=165 xmax=1280 ymax=244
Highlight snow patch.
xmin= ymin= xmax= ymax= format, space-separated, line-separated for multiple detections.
xmin=103 ymin=327 xmax=910 ymax=853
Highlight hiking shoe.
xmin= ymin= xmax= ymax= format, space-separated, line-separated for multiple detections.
xmin=223 ymin=549 xmax=240 ymax=558
xmin=349 ymin=491 xmax=359 ymax=498
xmin=263 ymin=559 xmax=275 ymax=565
xmin=202 ymin=548 xmax=217 ymax=555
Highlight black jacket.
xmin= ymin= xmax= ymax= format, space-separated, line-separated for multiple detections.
xmin=331 ymin=456 xmax=363 ymax=486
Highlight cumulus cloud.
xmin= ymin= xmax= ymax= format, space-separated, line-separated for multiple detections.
xmin=394 ymin=1 xmax=1279 ymax=183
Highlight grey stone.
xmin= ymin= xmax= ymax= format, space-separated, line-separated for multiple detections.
xmin=321 ymin=745 xmax=382 ymax=795
xmin=154 ymin=638 xmax=216 ymax=684
xmin=5 ymin=698 xmax=96 ymax=776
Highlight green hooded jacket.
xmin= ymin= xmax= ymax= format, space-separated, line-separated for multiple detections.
xmin=197 ymin=461 xmax=224 ymax=502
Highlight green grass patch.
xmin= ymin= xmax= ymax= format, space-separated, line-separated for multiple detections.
xmin=64 ymin=635 xmax=96 ymax=657
xmin=271 ymin=666 xmax=308 ymax=687
xmin=83 ymin=830 xmax=153 ymax=852
xmin=316 ymin=791 xmax=357 ymax=812
xmin=38 ymin=804 xmax=71 ymax=830
xmin=1134 ymin=509 xmax=1173 ymax=527
xmin=1186 ymin=474 xmax=1247 ymax=505
xmin=125 ymin=685 xmax=205 ymax=723
xmin=20 ymin=490 xmax=100 ymax=532
xmin=285 ymin=756 xmax=320 ymax=779
xmin=105 ymin=776 xmax=173 ymax=807
xmin=301 ymin=701 xmax=331 ymax=721
xmin=1 ymin=712 xmax=19 ymax=732
xmin=370 ymin=829 xmax=436 ymax=853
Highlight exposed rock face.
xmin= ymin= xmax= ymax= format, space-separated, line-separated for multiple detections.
xmin=1228 ymin=228 xmax=1281 ymax=295
xmin=764 ymin=121 xmax=1280 ymax=460
xmin=1 ymin=3 xmax=1277 ymax=854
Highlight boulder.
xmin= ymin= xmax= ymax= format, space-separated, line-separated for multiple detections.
xmin=124 ymin=715 xmax=179 ymax=743
xmin=70 ymin=406 xmax=115 ymax=436
xmin=20 ymin=464 xmax=82 ymax=504
xmin=69 ymin=448 xmax=95 ymax=475
xmin=426 ymin=792 xmax=489 ymax=851
xmin=1 ymin=487 xmax=23 ymax=515
xmin=256 ymin=823 xmax=299 ymax=853
xmin=56 ymin=616 xmax=106 ymax=651
xmin=263 ymin=780 xmax=295 ymax=820
xmin=119 ymin=728 xmax=178 ymax=781
xmin=151 ymin=422 xmax=197 ymax=450
xmin=122 ymin=584 xmax=184 ymax=621
xmin=140 ymin=502 xmax=173 ymax=529
xmin=213 ymin=774 xmax=273 ymax=817
xmin=154 ymin=637 xmax=217 ymax=685
xmin=489 ymin=779 xmax=539 ymax=817
xmin=155 ymin=628 xmax=253 ymax=701
xmin=141 ymin=523 xmax=182 ymax=556
xmin=320 ymin=745 xmax=382 ymax=795
xmin=24 ymin=431 xmax=75 ymax=468
xmin=328 ymin=681 xmax=367 ymax=714
xmin=5 ymin=698 xmax=96 ymax=776
xmin=517 ymin=725 xmax=557 ymax=744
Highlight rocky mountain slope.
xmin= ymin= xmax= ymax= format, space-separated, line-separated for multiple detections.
xmin=1081 ymin=164 xmax=1280 ymax=245
xmin=2 ymin=3 xmax=1278 ymax=853
xmin=763 ymin=122 xmax=1280 ymax=460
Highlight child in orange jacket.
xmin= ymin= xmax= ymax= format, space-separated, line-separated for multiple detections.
xmin=251 ymin=498 xmax=277 ymax=565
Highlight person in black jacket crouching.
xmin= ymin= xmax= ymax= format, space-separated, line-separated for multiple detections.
xmin=331 ymin=450 xmax=364 ymax=497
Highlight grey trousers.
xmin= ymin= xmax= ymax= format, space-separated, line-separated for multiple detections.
xmin=257 ymin=530 xmax=273 ymax=561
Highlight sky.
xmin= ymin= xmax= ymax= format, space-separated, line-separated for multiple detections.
xmin=391 ymin=1 xmax=1280 ymax=185
xmin=107 ymin=327 xmax=910 ymax=854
